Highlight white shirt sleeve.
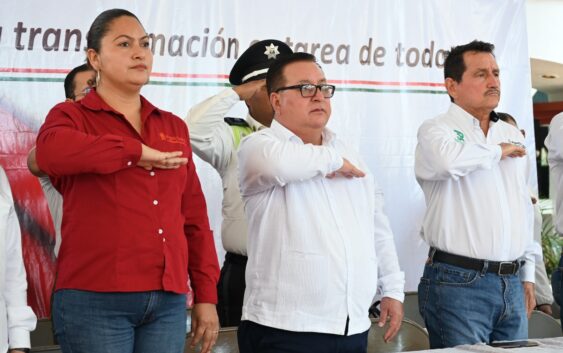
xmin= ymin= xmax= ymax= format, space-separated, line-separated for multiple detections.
xmin=531 ymin=203 xmax=554 ymax=304
xmin=515 ymin=157 xmax=540 ymax=284
xmin=39 ymin=176 xmax=63 ymax=256
xmin=545 ymin=113 xmax=563 ymax=161
xmin=184 ymin=88 xmax=240 ymax=173
xmin=373 ymin=184 xmax=405 ymax=302
xmin=238 ymin=132 xmax=343 ymax=197
xmin=415 ymin=119 xmax=502 ymax=181
xmin=1 ymin=170 xmax=36 ymax=349
xmin=546 ymin=114 xmax=563 ymax=236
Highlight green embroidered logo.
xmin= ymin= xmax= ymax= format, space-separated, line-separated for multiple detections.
xmin=454 ymin=129 xmax=465 ymax=143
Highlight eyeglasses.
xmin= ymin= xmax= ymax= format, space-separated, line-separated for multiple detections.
xmin=275 ymin=84 xmax=336 ymax=98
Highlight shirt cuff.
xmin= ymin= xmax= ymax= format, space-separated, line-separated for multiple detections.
xmin=8 ymin=328 xmax=31 ymax=350
xmin=535 ymin=292 xmax=554 ymax=306
xmin=193 ymin=284 xmax=219 ymax=304
xmin=222 ymin=87 xmax=242 ymax=103
xmin=492 ymin=144 xmax=502 ymax=163
xmin=325 ymin=148 xmax=344 ymax=175
xmin=519 ymin=260 xmax=535 ymax=283
xmin=381 ymin=291 xmax=405 ymax=303
xmin=7 ymin=306 xmax=36 ymax=349
xmin=379 ymin=272 xmax=405 ymax=303
xmin=122 ymin=138 xmax=142 ymax=167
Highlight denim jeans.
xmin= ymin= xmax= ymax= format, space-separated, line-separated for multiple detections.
xmin=52 ymin=289 xmax=187 ymax=353
xmin=418 ymin=261 xmax=527 ymax=348
xmin=551 ymin=254 xmax=563 ymax=330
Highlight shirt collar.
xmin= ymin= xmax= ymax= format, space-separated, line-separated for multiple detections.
xmin=79 ymin=88 xmax=161 ymax=120
xmin=449 ymin=103 xmax=498 ymax=128
xmin=270 ymin=119 xmax=336 ymax=145
xmin=246 ymin=114 xmax=265 ymax=131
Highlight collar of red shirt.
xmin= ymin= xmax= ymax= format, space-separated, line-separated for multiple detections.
xmin=80 ymin=89 xmax=162 ymax=122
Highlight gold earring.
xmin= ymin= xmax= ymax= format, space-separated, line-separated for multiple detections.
xmin=96 ymin=70 xmax=101 ymax=86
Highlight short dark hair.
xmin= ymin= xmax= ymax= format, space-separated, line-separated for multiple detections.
xmin=64 ymin=64 xmax=92 ymax=99
xmin=444 ymin=40 xmax=495 ymax=102
xmin=86 ymin=9 xmax=141 ymax=68
xmin=497 ymin=112 xmax=517 ymax=127
xmin=266 ymin=52 xmax=318 ymax=95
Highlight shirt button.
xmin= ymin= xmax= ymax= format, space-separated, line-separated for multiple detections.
xmin=163 ymin=238 xmax=166 ymax=242
xmin=153 ymin=200 xmax=158 ymax=205
xmin=158 ymin=229 xmax=163 ymax=235
xmin=150 ymin=171 xmax=155 ymax=176
xmin=127 ymin=161 xmax=132 ymax=166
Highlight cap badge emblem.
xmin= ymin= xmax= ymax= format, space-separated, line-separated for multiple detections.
xmin=264 ymin=43 xmax=280 ymax=59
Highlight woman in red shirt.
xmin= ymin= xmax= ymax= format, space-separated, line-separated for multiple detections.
xmin=36 ymin=8 xmax=220 ymax=353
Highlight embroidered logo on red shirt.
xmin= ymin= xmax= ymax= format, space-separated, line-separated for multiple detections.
xmin=159 ymin=133 xmax=187 ymax=145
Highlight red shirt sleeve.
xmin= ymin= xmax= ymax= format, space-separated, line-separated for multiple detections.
xmin=182 ymin=123 xmax=220 ymax=304
xmin=36 ymin=103 xmax=142 ymax=176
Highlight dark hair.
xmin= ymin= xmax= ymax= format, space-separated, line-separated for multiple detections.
xmin=497 ymin=112 xmax=517 ymax=127
xmin=86 ymin=9 xmax=140 ymax=67
xmin=444 ymin=40 xmax=495 ymax=102
xmin=64 ymin=64 xmax=93 ymax=99
xmin=266 ymin=52 xmax=318 ymax=95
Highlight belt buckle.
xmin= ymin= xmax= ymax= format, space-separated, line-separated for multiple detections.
xmin=498 ymin=261 xmax=515 ymax=275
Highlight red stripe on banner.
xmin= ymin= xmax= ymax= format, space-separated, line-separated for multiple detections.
xmin=328 ymin=79 xmax=444 ymax=87
xmin=0 ymin=68 xmax=230 ymax=79
xmin=0 ymin=68 xmax=70 ymax=74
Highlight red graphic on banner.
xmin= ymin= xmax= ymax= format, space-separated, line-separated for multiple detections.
xmin=0 ymin=105 xmax=56 ymax=318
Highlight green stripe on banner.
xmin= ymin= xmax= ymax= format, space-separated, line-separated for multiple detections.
xmin=0 ymin=77 xmax=63 ymax=83
xmin=0 ymin=77 xmax=447 ymax=94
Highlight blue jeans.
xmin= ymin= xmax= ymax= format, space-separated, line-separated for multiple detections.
xmin=552 ymin=254 xmax=563 ymax=329
xmin=52 ymin=289 xmax=187 ymax=353
xmin=418 ymin=262 xmax=527 ymax=348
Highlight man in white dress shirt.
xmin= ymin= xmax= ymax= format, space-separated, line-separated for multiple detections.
xmin=237 ymin=52 xmax=405 ymax=353
xmin=0 ymin=166 xmax=37 ymax=353
xmin=545 ymin=112 xmax=563 ymax=326
xmin=415 ymin=40 xmax=540 ymax=348
xmin=185 ymin=40 xmax=293 ymax=326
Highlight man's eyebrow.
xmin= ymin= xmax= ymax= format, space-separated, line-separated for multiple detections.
xmin=474 ymin=67 xmax=499 ymax=74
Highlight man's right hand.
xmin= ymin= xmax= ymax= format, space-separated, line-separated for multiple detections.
xmin=137 ymin=144 xmax=188 ymax=170
xmin=327 ymin=158 xmax=366 ymax=179
xmin=233 ymin=79 xmax=266 ymax=100
xmin=499 ymin=143 xmax=526 ymax=159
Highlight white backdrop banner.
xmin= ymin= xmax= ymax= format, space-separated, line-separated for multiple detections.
xmin=0 ymin=0 xmax=534 ymax=311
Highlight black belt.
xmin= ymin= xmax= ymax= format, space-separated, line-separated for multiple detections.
xmin=429 ymin=248 xmax=523 ymax=275
xmin=225 ymin=252 xmax=248 ymax=265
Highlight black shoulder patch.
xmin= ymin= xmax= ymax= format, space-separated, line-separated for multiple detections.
xmin=224 ymin=117 xmax=250 ymax=127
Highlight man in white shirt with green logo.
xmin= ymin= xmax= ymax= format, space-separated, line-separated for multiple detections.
xmin=415 ymin=40 xmax=540 ymax=348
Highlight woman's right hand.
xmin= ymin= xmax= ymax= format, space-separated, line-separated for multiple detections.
xmin=138 ymin=144 xmax=188 ymax=170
